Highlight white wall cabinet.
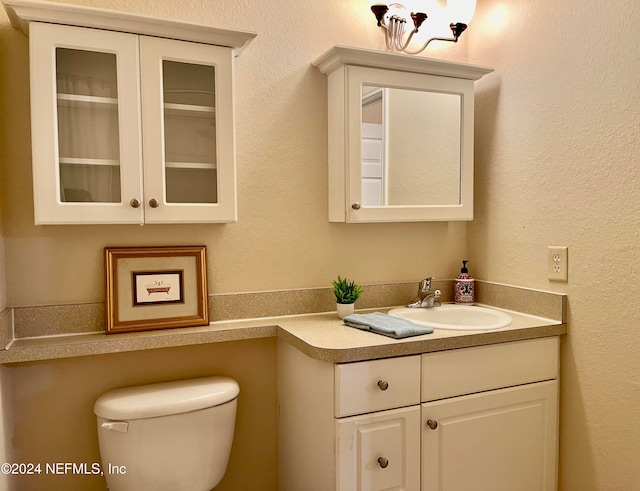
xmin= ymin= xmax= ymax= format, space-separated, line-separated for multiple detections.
xmin=5 ymin=0 xmax=255 ymax=224
xmin=313 ymin=46 xmax=493 ymax=223
xmin=278 ymin=337 xmax=559 ymax=491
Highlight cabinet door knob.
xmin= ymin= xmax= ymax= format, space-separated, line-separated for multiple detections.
xmin=129 ymin=198 xmax=141 ymax=208
xmin=426 ymin=419 xmax=438 ymax=430
xmin=377 ymin=457 xmax=389 ymax=469
xmin=148 ymin=198 xmax=159 ymax=208
xmin=352 ymin=202 xmax=361 ymax=210
xmin=377 ymin=380 xmax=389 ymax=391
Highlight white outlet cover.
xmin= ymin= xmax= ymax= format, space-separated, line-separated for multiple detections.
xmin=548 ymin=246 xmax=568 ymax=282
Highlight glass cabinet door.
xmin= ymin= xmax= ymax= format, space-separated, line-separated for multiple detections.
xmin=29 ymin=23 xmax=143 ymax=224
xmin=56 ymin=48 xmax=121 ymax=203
xmin=162 ymin=60 xmax=218 ymax=204
xmin=140 ymin=36 xmax=237 ymax=223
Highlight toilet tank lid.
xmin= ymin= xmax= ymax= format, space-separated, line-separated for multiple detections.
xmin=93 ymin=376 xmax=239 ymax=420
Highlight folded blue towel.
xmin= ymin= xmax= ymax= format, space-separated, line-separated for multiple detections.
xmin=343 ymin=312 xmax=434 ymax=339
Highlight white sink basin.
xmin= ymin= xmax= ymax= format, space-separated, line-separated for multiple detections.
xmin=387 ymin=304 xmax=513 ymax=331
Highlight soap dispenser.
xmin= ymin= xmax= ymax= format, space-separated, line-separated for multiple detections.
xmin=454 ymin=260 xmax=475 ymax=305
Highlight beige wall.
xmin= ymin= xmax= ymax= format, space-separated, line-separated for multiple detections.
xmin=387 ymin=89 xmax=460 ymax=205
xmin=0 ymin=229 xmax=8 ymax=487
xmin=0 ymin=0 xmax=6 ymax=310
xmin=0 ymin=182 xmax=4 ymax=312
xmin=0 ymin=15 xmax=10 ymax=488
xmin=0 ymin=0 xmax=468 ymax=308
xmin=5 ymin=0 xmax=639 ymax=490
xmin=0 ymin=162 xmax=8 ymax=489
xmin=0 ymin=1 xmax=470 ymax=489
xmin=469 ymin=1 xmax=640 ymax=490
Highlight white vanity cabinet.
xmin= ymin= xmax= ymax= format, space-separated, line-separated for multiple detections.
xmin=421 ymin=339 xmax=559 ymax=491
xmin=278 ymin=337 xmax=559 ymax=491
xmin=336 ymin=406 xmax=421 ymax=491
xmin=4 ymin=0 xmax=255 ymax=224
xmin=335 ymin=356 xmax=422 ymax=491
xmin=422 ymin=382 xmax=557 ymax=491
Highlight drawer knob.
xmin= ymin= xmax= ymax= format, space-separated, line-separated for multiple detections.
xmin=377 ymin=380 xmax=389 ymax=391
xmin=377 ymin=457 xmax=389 ymax=469
xmin=426 ymin=419 xmax=438 ymax=430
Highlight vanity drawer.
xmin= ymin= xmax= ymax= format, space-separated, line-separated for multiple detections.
xmin=422 ymin=337 xmax=559 ymax=402
xmin=335 ymin=355 xmax=420 ymax=418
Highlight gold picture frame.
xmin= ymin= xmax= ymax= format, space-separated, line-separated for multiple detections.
xmin=105 ymin=246 xmax=209 ymax=334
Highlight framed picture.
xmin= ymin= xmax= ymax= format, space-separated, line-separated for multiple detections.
xmin=105 ymin=246 xmax=209 ymax=334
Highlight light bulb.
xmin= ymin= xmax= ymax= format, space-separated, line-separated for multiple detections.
xmin=398 ymin=0 xmax=427 ymax=13
xmin=448 ymin=0 xmax=476 ymax=25
xmin=386 ymin=2 xmax=410 ymax=20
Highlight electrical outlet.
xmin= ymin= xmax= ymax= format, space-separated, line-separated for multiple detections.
xmin=548 ymin=246 xmax=568 ymax=282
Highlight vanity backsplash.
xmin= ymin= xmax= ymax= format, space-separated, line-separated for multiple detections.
xmin=8 ymin=280 xmax=564 ymax=341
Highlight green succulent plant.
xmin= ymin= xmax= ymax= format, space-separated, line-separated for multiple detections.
xmin=332 ymin=276 xmax=363 ymax=304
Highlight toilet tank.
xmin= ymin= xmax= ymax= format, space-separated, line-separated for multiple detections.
xmin=94 ymin=376 xmax=239 ymax=491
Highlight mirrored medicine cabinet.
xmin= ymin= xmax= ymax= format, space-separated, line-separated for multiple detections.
xmin=313 ymin=46 xmax=493 ymax=223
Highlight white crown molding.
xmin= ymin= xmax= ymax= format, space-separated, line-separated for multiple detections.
xmin=2 ymin=0 xmax=257 ymax=54
xmin=313 ymin=45 xmax=493 ymax=80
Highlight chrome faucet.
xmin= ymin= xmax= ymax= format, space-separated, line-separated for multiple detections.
xmin=407 ymin=277 xmax=441 ymax=308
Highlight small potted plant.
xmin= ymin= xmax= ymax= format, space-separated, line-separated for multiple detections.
xmin=332 ymin=276 xmax=363 ymax=319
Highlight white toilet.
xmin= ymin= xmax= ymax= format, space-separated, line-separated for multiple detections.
xmin=94 ymin=376 xmax=239 ymax=491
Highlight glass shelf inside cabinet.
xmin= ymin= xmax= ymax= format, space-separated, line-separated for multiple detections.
xmin=162 ymin=60 xmax=218 ymax=204
xmin=55 ymin=48 xmax=122 ymax=203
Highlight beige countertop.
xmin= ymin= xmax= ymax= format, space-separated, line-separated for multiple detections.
xmin=0 ymin=305 xmax=566 ymax=365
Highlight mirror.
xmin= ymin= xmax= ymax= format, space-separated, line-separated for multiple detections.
xmin=312 ymin=45 xmax=493 ymax=222
xmin=361 ymin=85 xmax=461 ymax=207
